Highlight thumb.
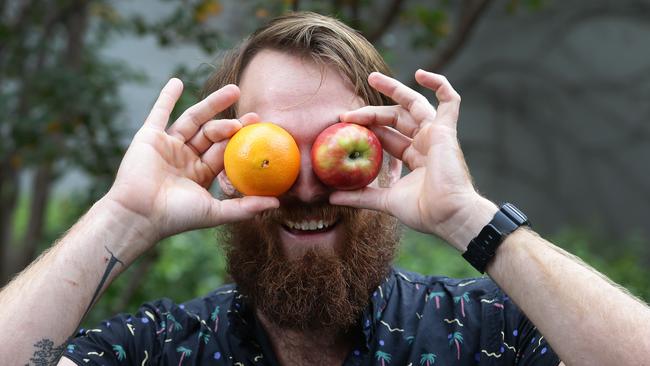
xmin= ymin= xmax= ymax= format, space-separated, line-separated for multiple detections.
xmin=211 ymin=196 xmax=279 ymax=225
xmin=329 ymin=187 xmax=389 ymax=213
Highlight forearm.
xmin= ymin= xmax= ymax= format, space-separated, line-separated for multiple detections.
xmin=0 ymin=197 xmax=156 ymax=365
xmin=488 ymin=227 xmax=650 ymax=365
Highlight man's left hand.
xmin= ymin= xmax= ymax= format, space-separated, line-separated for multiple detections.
xmin=330 ymin=70 xmax=496 ymax=251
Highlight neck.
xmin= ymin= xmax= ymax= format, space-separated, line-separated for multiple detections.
xmin=256 ymin=310 xmax=353 ymax=366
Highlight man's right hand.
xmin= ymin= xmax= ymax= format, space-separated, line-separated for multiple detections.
xmin=104 ymin=79 xmax=279 ymax=248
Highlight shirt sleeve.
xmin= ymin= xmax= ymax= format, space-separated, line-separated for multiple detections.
xmin=502 ymin=298 xmax=562 ymax=366
xmin=62 ymin=299 xmax=174 ymax=365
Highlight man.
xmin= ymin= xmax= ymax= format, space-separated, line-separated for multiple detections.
xmin=1 ymin=11 xmax=648 ymax=366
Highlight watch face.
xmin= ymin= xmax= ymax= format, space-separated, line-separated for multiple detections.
xmin=501 ymin=203 xmax=529 ymax=226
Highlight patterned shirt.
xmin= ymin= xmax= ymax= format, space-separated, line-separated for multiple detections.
xmin=64 ymin=268 xmax=560 ymax=365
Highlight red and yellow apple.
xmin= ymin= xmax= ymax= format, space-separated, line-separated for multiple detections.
xmin=311 ymin=122 xmax=383 ymax=190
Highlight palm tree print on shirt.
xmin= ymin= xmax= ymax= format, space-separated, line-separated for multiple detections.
xmin=375 ymin=350 xmax=392 ymax=366
xmin=210 ymin=305 xmax=220 ymax=332
xmin=427 ymin=291 xmax=446 ymax=309
xmin=198 ymin=330 xmax=210 ymax=344
xmin=453 ymin=292 xmax=471 ymax=317
xmin=176 ymin=346 xmax=192 ymax=365
xmin=448 ymin=332 xmax=464 ymax=360
xmin=419 ymin=353 xmax=437 ymax=365
xmin=167 ymin=313 xmax=183 ymax=333
xmin=112 ymin=344 xmax=126 ymax=361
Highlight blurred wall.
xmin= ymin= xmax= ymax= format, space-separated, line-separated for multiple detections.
xmin=446 ymin=1 xmax=650 ymax=238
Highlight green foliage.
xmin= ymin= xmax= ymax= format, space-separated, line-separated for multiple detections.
xmin=406 ymin=4 xmax=450 ymax=49
xmin=127 ymin=0 xmax=225 ymax=53
xmin=396 ymin=229 xmax=479 ymax=279
xmin=552 ymin=228 xmax=650 ymax=302
xmin=1 ymin=3 xmax=142 ymax=170
xmin=86 ymin=227 xmax=230 ymax=326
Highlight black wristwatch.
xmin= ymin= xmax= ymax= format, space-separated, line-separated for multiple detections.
xmin=462 ymin=203 xmax=530 ymax=273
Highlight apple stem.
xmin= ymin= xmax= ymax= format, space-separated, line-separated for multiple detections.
xmin=349 ymin=151 xmax=361 ymax=160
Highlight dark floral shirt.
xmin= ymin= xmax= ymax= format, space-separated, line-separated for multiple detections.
xmin=64 ymin=268 xmax=560 ymax=365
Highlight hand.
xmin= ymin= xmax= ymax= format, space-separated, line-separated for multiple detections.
xmin=330 ymin=70 xmax=496 ymax=251
xmin=105 ymin=79 xmax=279 ymax=244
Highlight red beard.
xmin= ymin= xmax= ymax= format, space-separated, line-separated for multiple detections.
xmin=221 ymin=201 xmax=400 ymax=332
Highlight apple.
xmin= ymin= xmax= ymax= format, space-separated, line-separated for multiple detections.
xmin=311 ymin=122 xmax=383 ymax=190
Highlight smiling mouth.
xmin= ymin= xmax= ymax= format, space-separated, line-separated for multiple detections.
xmin=281 ymin=217 xmax=339 ymax=235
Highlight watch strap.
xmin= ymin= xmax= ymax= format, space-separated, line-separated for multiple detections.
xmin=462 ymin=203 xmax=529 ymax=273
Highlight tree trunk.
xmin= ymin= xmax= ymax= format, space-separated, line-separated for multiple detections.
xmin=17 ymin=164 xmax=53 ymax=272
xmin=0 ymin=159 xmax=20 ymax=286
xmin=7 ymin=1 xmax=88 ymax=278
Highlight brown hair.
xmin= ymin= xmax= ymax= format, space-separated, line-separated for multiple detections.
xmin=203 ymin=11 xmax=394 ymax=119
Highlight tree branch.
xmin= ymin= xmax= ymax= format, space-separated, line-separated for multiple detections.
xmin=365 ymin=0 xmax=405 ymax=44
xmin=425 ymin=0 xmax=493 ymax=73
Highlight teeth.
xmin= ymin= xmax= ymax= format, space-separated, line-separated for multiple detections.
xmin=284 ymin=218 xmax=335 ymax=231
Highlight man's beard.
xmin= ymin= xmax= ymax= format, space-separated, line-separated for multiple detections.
xmin=221 ymin=201 xmax=400 ymax=332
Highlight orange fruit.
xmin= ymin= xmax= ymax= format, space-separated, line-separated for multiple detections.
xmin=224 ymin=122 xmax=300 ymax=196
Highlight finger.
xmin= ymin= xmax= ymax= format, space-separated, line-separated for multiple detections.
xmin=329 ymin=186 xmax=389 ymax=213
xmin=340 ymin=105 xmax=420 ymax=137
xmin=239 ymin=113 xmax=261 ymax=127
xmin=186 ymin=118 xmax=242 ymax=156
xmin=200 ymin=138 xmax=229 ymax=176
xmin=239 ymin=112 xmax=261 ymax=125
xmin=211 ymin=196 xmax=280 ymax=225
xmin=368 ymin=72 xmax=436 ymax=124
xmin=415 ymin=70 xmax=461 ymax=128
xmin=186 ymin=112 xmax=258 ymax=155
xmin=144 ymin=78 xmax=184 ymax=130
xmin=370 ymin=125 xmax=412 ymax=160
xmin=168 ymin=84 xmax=240 ymax=142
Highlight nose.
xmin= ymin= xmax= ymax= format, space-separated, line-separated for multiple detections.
xmin=282 ymin=145 xmax=330 ymax=204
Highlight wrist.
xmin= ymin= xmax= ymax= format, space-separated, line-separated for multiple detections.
xmin=90 ymin=196 xmax=159 ymax=262
xmin=444 ymin=196 xmax=498 ymax=251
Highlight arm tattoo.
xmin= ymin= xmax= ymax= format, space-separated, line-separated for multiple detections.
xmin=26 ymin=339 xmax=64 ymax=366
xmin=81 ymin=246 xmax=124 ymax=320
xmin=27 ymin=246 xmax=124 ymax=365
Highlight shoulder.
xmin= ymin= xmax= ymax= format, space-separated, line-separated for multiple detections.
xmin=372 ymin=269 xmax=559 ymax=365
xmin=387 ymin=268 xmax=503 ymax=303
xmin=177 ymin=283 xmax=239 ymax=318
xmin=65 ymin=284 xmax=240 ymax=365
xmin=385 ymin=268 xmax=516 ymax=325
xmin=375 ymin=268 xmax=507 ymax=335
xmin=110 ymin=283 xmax=239 ymax=330
xmin=368 ymin=270 xmax=508 ymax=364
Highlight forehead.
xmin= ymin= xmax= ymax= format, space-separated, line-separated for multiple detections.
xmin=237 ymin=50 xmax=364 ymax=139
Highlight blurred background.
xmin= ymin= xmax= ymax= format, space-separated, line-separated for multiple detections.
xmin=1 ymin=0 xmax=649 ymax=328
